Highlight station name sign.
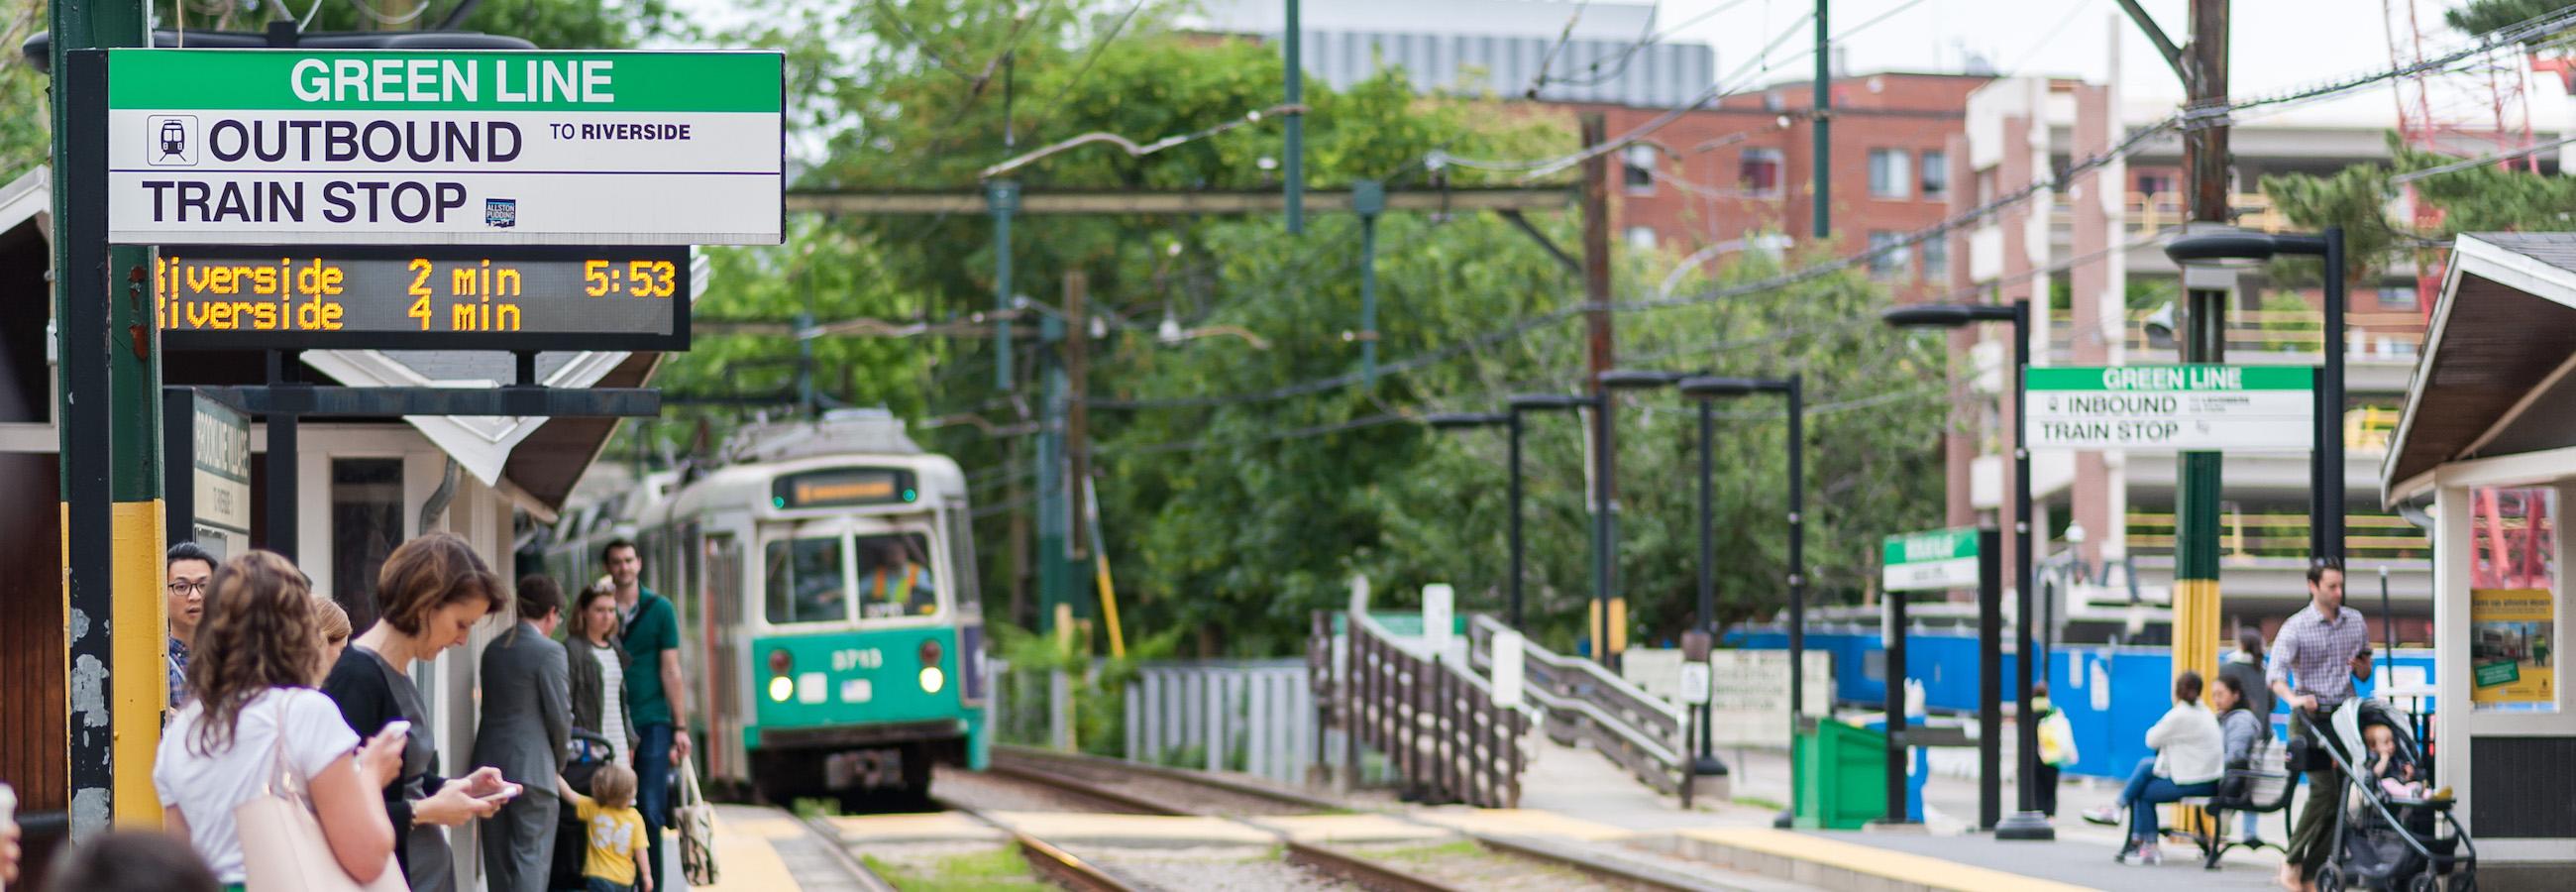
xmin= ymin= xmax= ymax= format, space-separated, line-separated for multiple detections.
xmin=155 ymin=246 xmax=688 ymax=351
xmin=2025 ymin=365 xmax=2314 ymax=452
xmin=1882 ymin=527 xmax=1979 ymax=592
xmin=106 ymin=49 xmax=784 ymax=246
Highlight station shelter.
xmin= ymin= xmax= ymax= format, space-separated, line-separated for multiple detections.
xmin=0 ymin=167 xmax=679 ymax=881
xmin=2382 ymin=232 xmax=2576 ymax=884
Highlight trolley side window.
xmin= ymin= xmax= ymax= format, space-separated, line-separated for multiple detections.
xmin=943 ymin=502 xmax=982 ymax=618
xmin=854 ymin=532 xmax=939 ymax=619
xmin=764 ymin=535 xmax=850 ymax=625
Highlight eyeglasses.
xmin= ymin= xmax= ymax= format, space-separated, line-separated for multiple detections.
xmin=166 ymin=581 xmax=208 ymax=596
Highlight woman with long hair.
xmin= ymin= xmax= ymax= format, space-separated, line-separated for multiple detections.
xmin=153 ymin=551 xmax=404 ymax=891
xmin=322 ymin=532 xmax=516 ymax=892
xmin=564 ymin=581 xmax=637 ymax=766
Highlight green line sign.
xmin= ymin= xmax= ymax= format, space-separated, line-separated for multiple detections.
xmin=106 ymin=50 xmax=784 ymax=246
xmin=1883 ymin=527 xmax=1979 ymax=592
xmin=2024 ymin=365 xmax=2314 ymax=452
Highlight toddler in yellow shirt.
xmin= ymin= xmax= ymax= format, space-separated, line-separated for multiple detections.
xmin=560 ymin=764 xmax=651 ymax=892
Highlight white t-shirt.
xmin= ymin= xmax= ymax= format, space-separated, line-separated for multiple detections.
xmin=153 ymin=688 xmax=362 ymax=883
xmin=592 ymin=646 xmax=632 ymax=766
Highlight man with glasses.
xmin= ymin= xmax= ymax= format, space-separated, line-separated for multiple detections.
xmin=163 ymin=541 xmax=217 ymax=708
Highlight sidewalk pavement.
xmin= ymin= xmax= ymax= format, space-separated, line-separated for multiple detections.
xmin=1508 ymin=735 xmax=2300 ymax=891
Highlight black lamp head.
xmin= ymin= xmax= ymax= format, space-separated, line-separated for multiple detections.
xmin=1679 ymin=376 xmax=1783 ymax=398
xmin=1506 ymin=393 xmax=1598 ymax=412
xmin=1598 ymin=369 xmax=1690 ymax=390
xmin=1882 ymin=303 xmax=2014 ymax=329
xmin=1423 ymin=411 xmax=1511 ymax=430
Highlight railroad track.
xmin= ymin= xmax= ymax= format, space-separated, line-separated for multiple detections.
xmin=972 ymin=746 xmax=1731 ymax=892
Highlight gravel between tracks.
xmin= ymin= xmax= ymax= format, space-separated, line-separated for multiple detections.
xmin=1326 ymin=839 xmax=1654 ymax=892
xmin=1064 ymin=841 xmax=1353 ymax=892
xmin=930 ymin=766 xmax=1159 ymax=814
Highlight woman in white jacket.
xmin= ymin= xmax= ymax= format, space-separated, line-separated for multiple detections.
xmin=2081 ymin=670 xmax=2225 ymax=864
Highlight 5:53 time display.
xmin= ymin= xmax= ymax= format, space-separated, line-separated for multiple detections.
xmin=584 ymin=259 xmax=682 ymax=297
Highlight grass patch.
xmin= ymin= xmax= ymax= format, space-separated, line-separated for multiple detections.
xmin=1732 ymin=795 xmax=1785 ymax=812
xmin=863 ymin=845 xmax=1051 ymax=892
xmin=790 ymin=797 xmax=840 ymax=820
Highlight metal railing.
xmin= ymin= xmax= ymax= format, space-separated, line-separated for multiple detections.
xmin=1466 ymin=615 xmax=1690 ymax=799
xmin=2125 ymin=510 xmax=2431 ymax=563
xmin=2048 ymin=308 xmax=2425 ymax=360
xmin=1314 ymin=611 xmax=1526 ymax=808
xmin=1124 ymin=658 xmax=1314 ymax=785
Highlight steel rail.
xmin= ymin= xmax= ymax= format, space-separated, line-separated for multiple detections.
xmin=791 ymin=811 xmax=906 ymax=892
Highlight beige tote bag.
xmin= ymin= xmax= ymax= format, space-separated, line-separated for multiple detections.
xmin=234 ymin=719 xmax=408 ymax=892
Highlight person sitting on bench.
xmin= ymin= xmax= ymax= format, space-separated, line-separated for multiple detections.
xmin=2083 ymin=671 xmax=2225 ymax=865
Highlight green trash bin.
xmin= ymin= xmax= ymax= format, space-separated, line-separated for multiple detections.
xmin=1791 ymin=719 xmax=1888 ymax=830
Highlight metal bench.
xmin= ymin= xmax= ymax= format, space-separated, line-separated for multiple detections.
xmin=2172 ymin=739 xmax=2301 ymax=869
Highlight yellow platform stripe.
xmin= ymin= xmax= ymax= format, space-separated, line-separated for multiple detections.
xmin=1678 ymin=828 xmax=2099 ymax=892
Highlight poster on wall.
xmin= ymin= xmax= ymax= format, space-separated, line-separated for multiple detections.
xmin=2471 ymin=588 xmax=2555 ymax=711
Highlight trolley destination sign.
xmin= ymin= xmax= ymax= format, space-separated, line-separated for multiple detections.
xmin=154 ymin=246 xmax=689 ymax=351
xmin=2024 ymin=365 xmax=2314 ymax=452
xmin=105 ymin=49 xmax=784 ymax=246
xmin=1883 ymin=527 xmax=1979 ymax=592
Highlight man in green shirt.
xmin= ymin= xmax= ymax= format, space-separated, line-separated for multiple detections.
xmin=606 ymin=538 xmax=690 ymax=889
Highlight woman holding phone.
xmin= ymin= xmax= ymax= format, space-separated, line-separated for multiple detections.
xmin=154 ymin=551 xmax=404 ymax=891
xmin=323 ymin=532 xmax=517 ymax=892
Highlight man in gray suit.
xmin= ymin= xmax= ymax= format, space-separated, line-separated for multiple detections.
xmin=474 ymin=576 xmax=574 ymax=892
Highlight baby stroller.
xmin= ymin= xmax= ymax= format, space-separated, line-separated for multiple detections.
xmin=2298 ymin=700 xmax=2476 ymax=892
xmin=548 ymin=728 xmax=619 ymax=892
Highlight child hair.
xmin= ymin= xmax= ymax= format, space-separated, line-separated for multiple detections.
xmin=590 ymin=762 xmax=639 ymax=809
xmin=312 ymin=596 xmax=352 ymax=646
xmin=43 ymin=831 xmax=221 ymax=892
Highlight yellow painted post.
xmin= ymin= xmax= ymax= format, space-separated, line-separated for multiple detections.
xmin=113 ymin=502 xmax=165 ymax=827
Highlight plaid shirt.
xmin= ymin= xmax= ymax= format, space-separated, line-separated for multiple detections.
xmin=2267 ymin=603 xmax=2369 ymax=709
xmin=166 ymin=636 xmax=191 ymax=709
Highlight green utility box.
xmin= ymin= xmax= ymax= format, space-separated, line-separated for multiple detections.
xmin=1792 ymin=719 xmax=1888 ymax=830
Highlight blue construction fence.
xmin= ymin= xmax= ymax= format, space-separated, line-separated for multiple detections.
xmin=1725 ymin=627 xmax=2435 ymax=780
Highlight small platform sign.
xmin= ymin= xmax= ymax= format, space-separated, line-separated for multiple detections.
xmin=2025 ymin=365 xmax=2314 ymax=452
xmin=106 ymin=50 xmax=783 ymax=246
xmin=1883 ymin=527 xmax=1978 ymax=593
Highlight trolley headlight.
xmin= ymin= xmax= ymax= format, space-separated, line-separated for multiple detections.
xmin=918 ymin=666 xmax=945 ymax=694
xmin=767 ymin=648 xmax=795 ymax=702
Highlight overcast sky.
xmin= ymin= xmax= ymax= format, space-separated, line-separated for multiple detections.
xmin=1660 ymin=0 xmax=2563 ymax=125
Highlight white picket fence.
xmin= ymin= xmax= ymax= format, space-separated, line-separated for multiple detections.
xmin=1124 ymin=658 xmax=1317 ymax=785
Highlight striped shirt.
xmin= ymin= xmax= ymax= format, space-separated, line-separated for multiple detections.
xmin=2267 ymin=604 xmax=2369 ymax=708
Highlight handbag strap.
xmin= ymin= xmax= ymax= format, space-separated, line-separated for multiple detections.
xmin=259 ymin=693 xmax=313 ymax=806
xmin=677 ymin=754 xmax=703 ymax=808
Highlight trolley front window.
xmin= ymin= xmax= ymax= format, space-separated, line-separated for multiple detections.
xmin=853 ymin=533 xmax=938 ymax=619
xmin=764 ymin=536 xmax=847 ymax=625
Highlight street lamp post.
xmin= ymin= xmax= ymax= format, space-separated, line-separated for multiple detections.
xmin=1882 ymin=300 xmax=2052 ymax=839
xmin=1679 ymin=374 xmax=1804 ymax=825
xmin=1425 ymin=411 xmax=1527 ymax=629
xmin=1508 ymin=392 xmax=1610 ymax=662
xmin=2163 ymin=227 xmax=2347 ymax=564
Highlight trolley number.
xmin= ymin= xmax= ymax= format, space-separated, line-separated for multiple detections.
xmin=831 ymin=648 xmax=884 ymax=672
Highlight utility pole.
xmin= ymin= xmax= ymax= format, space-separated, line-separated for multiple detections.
xmin=989 ymin=179 xmax=1020 ymax=390
xmin=2121 ymin=0 xmax=2231 ymax=692
xmin=1579 ymin=113 xmax=1621 ymax=669
xmin=1812 ymin=0 xmax=1831 ymax=240
xmin=1283 ymin=0 xmax=1304 ymax=235
xmin=51 ymin=0 xmax=157 ymax=837
xmin=1064 ymin=271 xmax=1092 ymax=589
xmin=1036 ymin=302 xmax=1070 ymax=640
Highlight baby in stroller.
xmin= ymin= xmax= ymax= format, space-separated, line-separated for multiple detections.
xmin=2310 ymin=701 xmax=2473 ymax=891
xmin=2363 ymin=724 xmax=2445 ymax=803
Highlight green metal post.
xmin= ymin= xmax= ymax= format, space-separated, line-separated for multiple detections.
xmin=1283 ymin=0 xmax=1304 ymax=235
xmin=989 ymin=179 xmax=1020 ymax=390
xmin=1811 ymin=0 xmax=1830 ymax=240
xmin=1354 ymin=179 xmax=1383 ymax=385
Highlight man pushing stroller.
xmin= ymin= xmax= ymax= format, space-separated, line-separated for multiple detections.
xmin=2271 ymin=561 xmax=2371 ymax=892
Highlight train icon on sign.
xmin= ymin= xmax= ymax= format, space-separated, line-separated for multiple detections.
xmin=145 ymin=115 xmax=198 ymax=167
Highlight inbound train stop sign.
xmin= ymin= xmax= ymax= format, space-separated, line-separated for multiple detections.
xmin=104 ymin=49 xmax=784 ymax=246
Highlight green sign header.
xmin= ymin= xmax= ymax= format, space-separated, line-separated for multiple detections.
xmin=1882 ymin=527 xmax=1979 ymax=566
xmin=108 ymin=50 xmax=782 ymax=113
xmin=2025 ymin=365 xmax=2314 ymax=392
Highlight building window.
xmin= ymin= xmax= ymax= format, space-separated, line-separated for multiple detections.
xmin=1739 ymin=148 xmax=1783 ymax=196
xmin=2379 ymin=285 xmax=2419 ymax=311
xmin=1920 ymin=151 xmax=1949 ymax=199
xmin=1625 ymin=226 xmax=1660 ymax=251
xmin=1868 ymin=231 xmax=1909 ymax=278
xmin=2136 ymin=172 xmax=2176 ymax=196
xmin=1869 ymin=149 xmax=1911 ymax=199
xmin=1922 ymin=236 xmax=1949 ymax=279
xmin=1622 ymin=145 xmax=1657 ymax=194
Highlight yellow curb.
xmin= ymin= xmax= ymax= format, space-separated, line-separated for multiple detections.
xmin=691 ymin=814 xmax=803 ymax=891
xmin=826 ymin=812 xmax=1009 ymax=842
xmin=1677 ymin=828 xmax=2100 ymax=892
xmin=987 ymin=812 xmax=1277 ymax=845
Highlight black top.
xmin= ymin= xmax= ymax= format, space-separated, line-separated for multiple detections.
xmin=322 ymin=645 xmax=455 ymax=892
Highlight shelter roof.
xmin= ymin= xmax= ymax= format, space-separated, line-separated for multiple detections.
xmin=2383 ymin=233 xmax=2576 ymax=501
